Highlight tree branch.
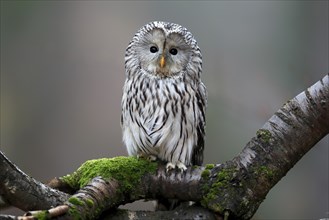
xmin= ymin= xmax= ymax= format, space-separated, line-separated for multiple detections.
xmin=0 ymin=151 xmax=69 ymax=211
xmin=0 ymin=74 xmax=328 ymax=220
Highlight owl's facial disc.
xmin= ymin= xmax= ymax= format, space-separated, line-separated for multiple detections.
xmin=138 ymin=29 xmax=190 ymax=77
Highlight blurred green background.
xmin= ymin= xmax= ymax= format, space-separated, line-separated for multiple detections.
xmin=1 ymin=1 xmax=328 ymax=219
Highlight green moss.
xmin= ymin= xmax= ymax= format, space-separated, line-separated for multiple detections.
xmin=201 ymin=164 xmax=215 ymax=179
xmin=61 ymin=157 xmax=158 ymax=219
xmin=34 ymin=211 xmax=48 ymax=220
xmin=85 ymin=198 xmax=94 ymax=208
xmin=205 ymin=164 xmax=215 ymax=169
xmin=201 ymin=167 xmax=237 ymax=212
xmin=201 ymin=164 xmax=217 ymax=191
xmin=201 ymin=169 xmax=211 ymax=179
xmin=256 ymin=129 xmax=272 ymax=143
xmin=68 ymin=206 xmax=82 ymax=220
xmin=67 ymin=198 xmax=95 ymax=220
xmin=61 ymin=156 xmax=158 ymax=192
xmin=67 ymin=197 xmax=95 ymax=219
xmin=68 ymin=197 xmax=84 ymax=206
xmin=256 ymin=166 xmax=274 ymax=179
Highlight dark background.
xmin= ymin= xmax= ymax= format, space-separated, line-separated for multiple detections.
xmin=1 ymin=1 xmax=328 ymax=219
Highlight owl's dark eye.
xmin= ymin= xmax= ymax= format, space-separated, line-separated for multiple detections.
xmin=150 ymin=46 xmax=158 ymax=53
xmin=169 ymin=48 xmax=178 ymax=55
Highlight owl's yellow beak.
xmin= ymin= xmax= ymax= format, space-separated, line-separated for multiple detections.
xmin=159 ymin=55 xmax=166 ymax=68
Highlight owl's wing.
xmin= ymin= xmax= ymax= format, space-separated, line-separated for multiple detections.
xmin=191 ymin=82 xmax=207 ymax=166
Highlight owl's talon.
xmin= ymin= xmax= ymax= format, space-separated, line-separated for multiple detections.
xmin=165 ymin=162 xmax=187 ymax=172
xmin=166 ymin=162 xmax=176 ymax=172
xmin=147 ymin=155 xmax=157 ymax=161
xmin=177 ymin=162 xmax=187 ymax=172
xmin=137 ymin=154 xmax=145 ymax=159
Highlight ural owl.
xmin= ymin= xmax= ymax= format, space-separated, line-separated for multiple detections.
xmin=121 ymin=21 xmax=207 ymax=172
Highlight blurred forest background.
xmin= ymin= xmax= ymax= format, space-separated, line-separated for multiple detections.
xmin=1 ymin=1 xmax=328 ymax=219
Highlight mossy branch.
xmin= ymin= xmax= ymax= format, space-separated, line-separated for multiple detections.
xmin=0 ymin=74 xmax=328 ymax=220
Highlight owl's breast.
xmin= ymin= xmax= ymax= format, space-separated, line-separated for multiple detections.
xmin=141 ymin=78 xmax=197 ymax=142
xmin=122 ymin=75 xmax=199 ymax=163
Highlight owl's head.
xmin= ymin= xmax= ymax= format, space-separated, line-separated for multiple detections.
xmin=125 ymin=21 xmax=202 ymax=79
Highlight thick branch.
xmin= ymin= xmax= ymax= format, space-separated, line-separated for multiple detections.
xmin=197 ymin=73 xmax=329 ymax=218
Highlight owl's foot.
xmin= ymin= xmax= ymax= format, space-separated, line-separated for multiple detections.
xmin=166 ymin=162 xmax=175 ymax=172
xmin=166 ymin=161 xmax=187 ymax=173
xmin=137 ymin=154 xmax=157 ymax=161
xmin=147 ymin=155 xmax=157 ymax=161
xmin=177 ymin=162 xmax=187 ymax=172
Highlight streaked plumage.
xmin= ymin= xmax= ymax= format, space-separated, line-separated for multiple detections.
xmin=121 ymin=21 xmax=207 ymax=171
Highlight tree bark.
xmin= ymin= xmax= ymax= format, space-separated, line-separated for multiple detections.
xmin=0 ymin=74 xmax=328 ymax=220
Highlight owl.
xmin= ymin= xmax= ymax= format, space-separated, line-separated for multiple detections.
xmin=121 ymin=21 xmax=207 ymax=172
